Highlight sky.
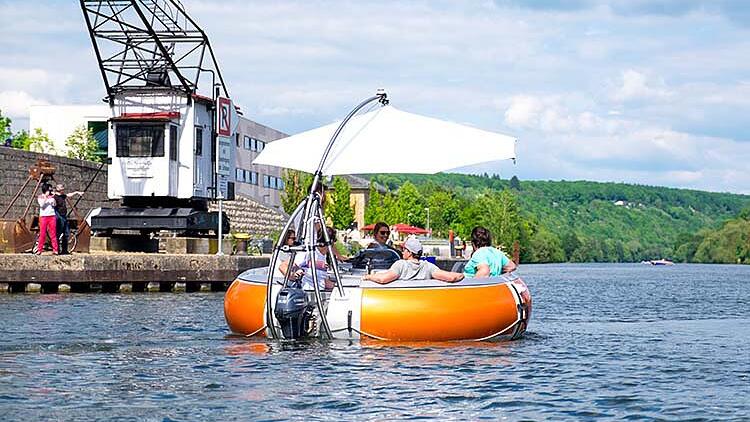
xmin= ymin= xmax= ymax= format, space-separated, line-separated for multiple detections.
xmin=1 ymin=0 xmax=750 ymax=194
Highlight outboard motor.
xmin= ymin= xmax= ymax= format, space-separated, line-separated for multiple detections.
xmin=274 ymin=287 xmax=312 ymax=339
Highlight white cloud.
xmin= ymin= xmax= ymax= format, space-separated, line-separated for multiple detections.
xmin=0 ymin=91 xmax=49 ymax=119
xmin=503 ymin=95 xmax=544 ymax=128
xmin=611 ymin=69 xmax=671 ymax=102
xmin=2 ymin=0 xmax=750 ymax=193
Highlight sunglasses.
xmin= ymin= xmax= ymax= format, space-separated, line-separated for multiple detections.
xmin=378 ymin=230 xmax=390 ymax=235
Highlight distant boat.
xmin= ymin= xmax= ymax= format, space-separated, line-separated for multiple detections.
xmin=641 ymin=259 xmax=674 ymax=266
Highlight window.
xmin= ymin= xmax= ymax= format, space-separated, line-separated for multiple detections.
xmin=235 ymin=133 xmax=240 ymax=147
xmin=277 ymin=178 xmax=284 ymax=190
xmin=195 ymin=127 xmax=203 ymax=156
xmin=244 ymin=136 xmax=252 ymax=150
xmin=235 ymin=168 xmax=244 ymax=182
xmin=115 ymin=124 xmax=165 ymax=157
xmin=257 ymin=140 xmax=265 ymax=151
xmin=169 ymin=126 xmax=178 ymax=161
xmin=263 ymin=174 xmax=271 ymax=188
xmin=250 ymin=171 xmax=258 ymax=185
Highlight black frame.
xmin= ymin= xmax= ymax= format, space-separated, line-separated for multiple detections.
xmin=80 ymin=0 xmax=229 ymax=99
xmin=115 ymin=124 xmax=165 ymax=157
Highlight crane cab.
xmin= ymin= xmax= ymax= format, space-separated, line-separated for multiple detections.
xmin=108 ymin=94 xmax=217 ymax=202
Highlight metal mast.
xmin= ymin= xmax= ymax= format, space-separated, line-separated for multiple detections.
xmin=80 ymin=0 xmax=229 ymax=100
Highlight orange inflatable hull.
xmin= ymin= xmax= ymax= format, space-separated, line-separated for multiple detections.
xmin=224 ymin=276 xmax=531 ymax=341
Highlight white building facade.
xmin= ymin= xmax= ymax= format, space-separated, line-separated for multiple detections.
xmin=29 ymin=105 xmax=110 ymax=155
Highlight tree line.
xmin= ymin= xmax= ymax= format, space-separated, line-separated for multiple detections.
xmin=280 ymin=170 xmax=749 ymax=264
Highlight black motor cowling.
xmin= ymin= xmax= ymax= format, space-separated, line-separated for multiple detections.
xmin=274 ymin=287 xmax=312 ymax=339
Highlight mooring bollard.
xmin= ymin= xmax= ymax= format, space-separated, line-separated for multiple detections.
xmin=234 ymin=233 xmax=250 ymax=256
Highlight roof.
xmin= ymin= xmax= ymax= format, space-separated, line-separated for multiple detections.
xmin=340 ymin=174 xmax=387 ymax=193
xmin=112 ymin=111 xmax=180 ymax=121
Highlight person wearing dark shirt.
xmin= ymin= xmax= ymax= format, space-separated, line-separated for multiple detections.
xmin=53 ymin=183 xmax=83 ymax=255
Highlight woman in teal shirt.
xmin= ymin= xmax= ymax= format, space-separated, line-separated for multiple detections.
xmin=464 ymin=226 xmax=517 ymax=278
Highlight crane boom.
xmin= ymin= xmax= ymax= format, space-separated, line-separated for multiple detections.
xmin=80 ymin=0 xmax=229 ymax=100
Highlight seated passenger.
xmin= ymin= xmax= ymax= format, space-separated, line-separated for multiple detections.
xmin=369 ymin=221 xmax=402 ymax=259
xmin=362 ymin=237 xmax=464 ymax=284
xmin=279 ymin=227 xmax=336 ymax=291
xmin=463 ymin=226 xmax=517 ymax=278
xmin=273 ymin=229 xmax=298 ymax=276
xmin=347 ymin=221 xmax=401 ymax=269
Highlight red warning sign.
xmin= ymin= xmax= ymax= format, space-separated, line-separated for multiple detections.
xmin=217 ymin=96 xmax=231 ymax=137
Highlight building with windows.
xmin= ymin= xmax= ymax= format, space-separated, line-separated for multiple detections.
xmin=233 ymin=116 xmax=286 ymax=210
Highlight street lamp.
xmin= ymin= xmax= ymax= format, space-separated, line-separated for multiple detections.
xmin=425 ymin=207 xmax=430 ymax=238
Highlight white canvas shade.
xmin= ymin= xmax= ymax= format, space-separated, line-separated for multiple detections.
xmin=252 ymin=105 xmax=516 ymax=175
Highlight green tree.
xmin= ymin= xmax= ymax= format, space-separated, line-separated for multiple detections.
xmin=0 ymin=109 xmax=12 ymax=143
xmin=561 ymin=231 xmax=582 ymax=261
xmin=396 ymin=181 xmax=426 ymax=226
xmin=509 ymin=175 xmax=521 ymax=190
xmin=476 ymin=189 xmax=520 ymax=251
xmin=12 ymin=130 xmax=31 ymax=150
xmin=27 ymin=128 xmax=56 ymax=153
xmin=528 ymin=227 xmax=565 ymax=263
xmin=280 ymin=170 xmax=313 ymax=214
xmin=325 ymin=176 xmax=354 ymax=229
xmin=65 ymin=125 xmax=101 ymax=161
xmin=365 ymin=183 xmax=383 ymax=224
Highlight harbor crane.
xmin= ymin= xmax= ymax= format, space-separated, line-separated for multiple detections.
xmin=80 ymin=0 xmax=235 ymax=236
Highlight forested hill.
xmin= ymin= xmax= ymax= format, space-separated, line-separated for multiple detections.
xmin=368 ymin=174 xmax=750 ymax=263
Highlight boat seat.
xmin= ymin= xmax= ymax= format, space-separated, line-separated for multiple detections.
xmin=348 ymin=247 xmax=400 ymax=270
xmin=450 ymin=261 xmax=467 ymax=273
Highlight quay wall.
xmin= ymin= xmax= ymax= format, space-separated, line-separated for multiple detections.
xmin=0 ymin=146 xmax=112 ymax=220
xmin=0 ymin=254 xmax=267 ymax=284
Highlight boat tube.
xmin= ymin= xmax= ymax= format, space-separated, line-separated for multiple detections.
xmin=224 ymin=267 xmax=532 ymax=341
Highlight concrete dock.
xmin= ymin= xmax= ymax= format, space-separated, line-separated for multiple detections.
xmin=0 ymin=253 xmax=268 ymax=293
xmin=0 ymin=253 xmax=465 ymax=294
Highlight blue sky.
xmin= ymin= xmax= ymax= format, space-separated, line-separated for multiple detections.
xmin=2 ymin=0 xmax=750 ymax=193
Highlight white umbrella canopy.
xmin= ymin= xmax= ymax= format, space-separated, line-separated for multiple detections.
xmin=253 ymin=105 xmax=516 ymax=175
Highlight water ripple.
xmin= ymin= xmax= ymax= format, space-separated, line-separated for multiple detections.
xmin=0 ymin=264 xmax=749 ymax=420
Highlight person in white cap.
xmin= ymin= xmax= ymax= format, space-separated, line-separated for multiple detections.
xmin=362 ymin=237 xmax=464 ymax=284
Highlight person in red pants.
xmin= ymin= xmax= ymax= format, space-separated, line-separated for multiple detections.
xmin=37 ymin=183 xmax=59 ymax=255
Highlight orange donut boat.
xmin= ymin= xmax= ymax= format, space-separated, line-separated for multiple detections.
xmin=224 ymin=269 xmax=532 ymax=342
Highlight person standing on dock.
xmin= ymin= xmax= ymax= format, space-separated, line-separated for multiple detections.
xmin=36 ymin=183 xmax=59 ymax=255
xmin=53 ymin=183 xmax=83 ymax=255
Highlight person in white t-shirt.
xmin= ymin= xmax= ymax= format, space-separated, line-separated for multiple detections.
xmin=36 ymin=183 xmax=59 ymax=255
xmin=362 ymin=237 xmax=463 ymax=284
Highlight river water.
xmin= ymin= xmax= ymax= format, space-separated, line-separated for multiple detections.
xmin=1 ymin=263 xmax=748 ymax=421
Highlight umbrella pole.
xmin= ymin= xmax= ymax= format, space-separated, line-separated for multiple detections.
xmin=267 ymin=91 xmax=389 ymax=340
xmin=309 ymin=89 xmax=389 ymax=192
